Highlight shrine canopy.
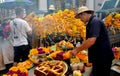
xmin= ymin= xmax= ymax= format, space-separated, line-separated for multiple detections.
xmin=0 ymin=0 xmax=33 ymax=9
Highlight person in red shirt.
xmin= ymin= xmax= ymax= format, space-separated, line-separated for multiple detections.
xmin=2 ymin=19 xmax=11 ymax=39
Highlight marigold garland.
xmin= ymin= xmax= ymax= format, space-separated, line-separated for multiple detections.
xmin=24 ymin=9 xmax=86 ymax=40
xmin=3 ymin=66 xmax=28 ymax=76
xmin=104 ymin=12 xmax=120 ymax=31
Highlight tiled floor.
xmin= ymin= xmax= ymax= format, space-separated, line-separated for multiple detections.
xmin=0 ymin=63 xmax=13 ymax=76
xmin=28 ymin=67 xmax=35 ymax=76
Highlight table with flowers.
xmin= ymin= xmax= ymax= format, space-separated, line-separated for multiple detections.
xmin=3 ymin=9 xmax=120 ymax=76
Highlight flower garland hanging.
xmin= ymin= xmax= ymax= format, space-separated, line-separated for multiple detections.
xmin=24 ymin=9 xmax=86 ymax=40
xmin=104 ymin=12 xmax=120 ymax=34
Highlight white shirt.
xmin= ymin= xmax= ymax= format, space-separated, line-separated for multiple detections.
xmin=10 ymin=18 xmax=31 ymax=46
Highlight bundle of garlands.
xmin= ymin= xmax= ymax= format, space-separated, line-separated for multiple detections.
xmin=28 ymin=40 xmax=74 ymax=63
xmin=104 ymin=12 xmax=120 ymax=34
xmin=24 ymin=9 xmax=86 ymax=47
xmin=2 ymin=66 xmax=28 ymax=76
xmin=3 ymin=60 xmax=33 ymax=76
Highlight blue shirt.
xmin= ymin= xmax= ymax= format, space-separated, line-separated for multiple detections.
xmin=86 ymin=15 xmax=114 ymax=63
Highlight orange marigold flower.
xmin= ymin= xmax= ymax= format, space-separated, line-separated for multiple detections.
xmin=30 ymin=49 xmax=38 ymax=56
xmin=9 ymin=66 xmax=18 ymax=72
xmin=12 ymin=74 xmax=18 ymax=76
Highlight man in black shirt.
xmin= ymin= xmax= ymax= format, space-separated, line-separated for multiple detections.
xmin=71 ymin=6 xmax=114 ymax=76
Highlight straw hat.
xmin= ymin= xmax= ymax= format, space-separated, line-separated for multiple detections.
xmin=75 ymin=6 xmax=94 ymax=18
xmin=49 ymin=5 xmax=55 ymax=10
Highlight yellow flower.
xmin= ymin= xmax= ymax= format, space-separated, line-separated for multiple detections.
xmin=12 ymin=74 xmax=18 ymax=76
xmin=114 ymin=14 xmax=120 ymax=19
xmin=30 ymin=49 xmax=38 ymax=56
xmin=9 ymin=66 xmax=18 ymax=72
xmin=2 ymin=74 xmax=10 ymax=76
xmin=18 ymin=67 xmax=28 ymax=73
xmin=25 ymin=9 xmax=86 ymax=40
xmin=104 ymin=14 xmax=113 ymax=26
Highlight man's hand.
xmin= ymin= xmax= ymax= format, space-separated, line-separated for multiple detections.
xmin=70 ymin=49 xmax=78 ymax=56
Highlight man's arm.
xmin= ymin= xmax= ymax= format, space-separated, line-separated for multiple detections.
xmin=72 ymin=37 xmax=96 ymax=55
xmin=24 ymin=21 xmax=32 ymax=35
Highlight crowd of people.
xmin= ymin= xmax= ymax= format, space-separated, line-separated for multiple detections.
xmin=0 ymin=7 xmax=32 ymax=75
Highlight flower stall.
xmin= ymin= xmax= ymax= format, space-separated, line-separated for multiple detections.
xmin=3 ymin=9 xmax=89 ymax=76
xmin=3 ymin=41 xmax=88 ymax=76
xmin=3 ymin=9 xmax=120 ymax=76
xmin=28 ymin=40 xmax=88 ymax=76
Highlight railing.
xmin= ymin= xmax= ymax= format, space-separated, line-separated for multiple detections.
xmin=108 ymin=29 xmax=120 ymax=47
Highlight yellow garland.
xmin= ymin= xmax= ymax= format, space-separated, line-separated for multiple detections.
xmin=24 ymin=9 xmax=86 ymax=40
xmin=29 ymin=49 xmax=38 ymax=56
xmin=104 ymin=12 xmax=120 ymax=29
xmin=17 ymin=60 xmax=33 ymax=69
xmin=9 ymin=66 xmax=28 ymax=73
xmin=12 ymin=74 xmax=18 ymax=76
xmin=9 ymin=66 xmax=18 ymax=72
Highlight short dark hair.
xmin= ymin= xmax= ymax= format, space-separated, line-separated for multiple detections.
xmin=15 ymin=7 xmax=23 ymax=15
